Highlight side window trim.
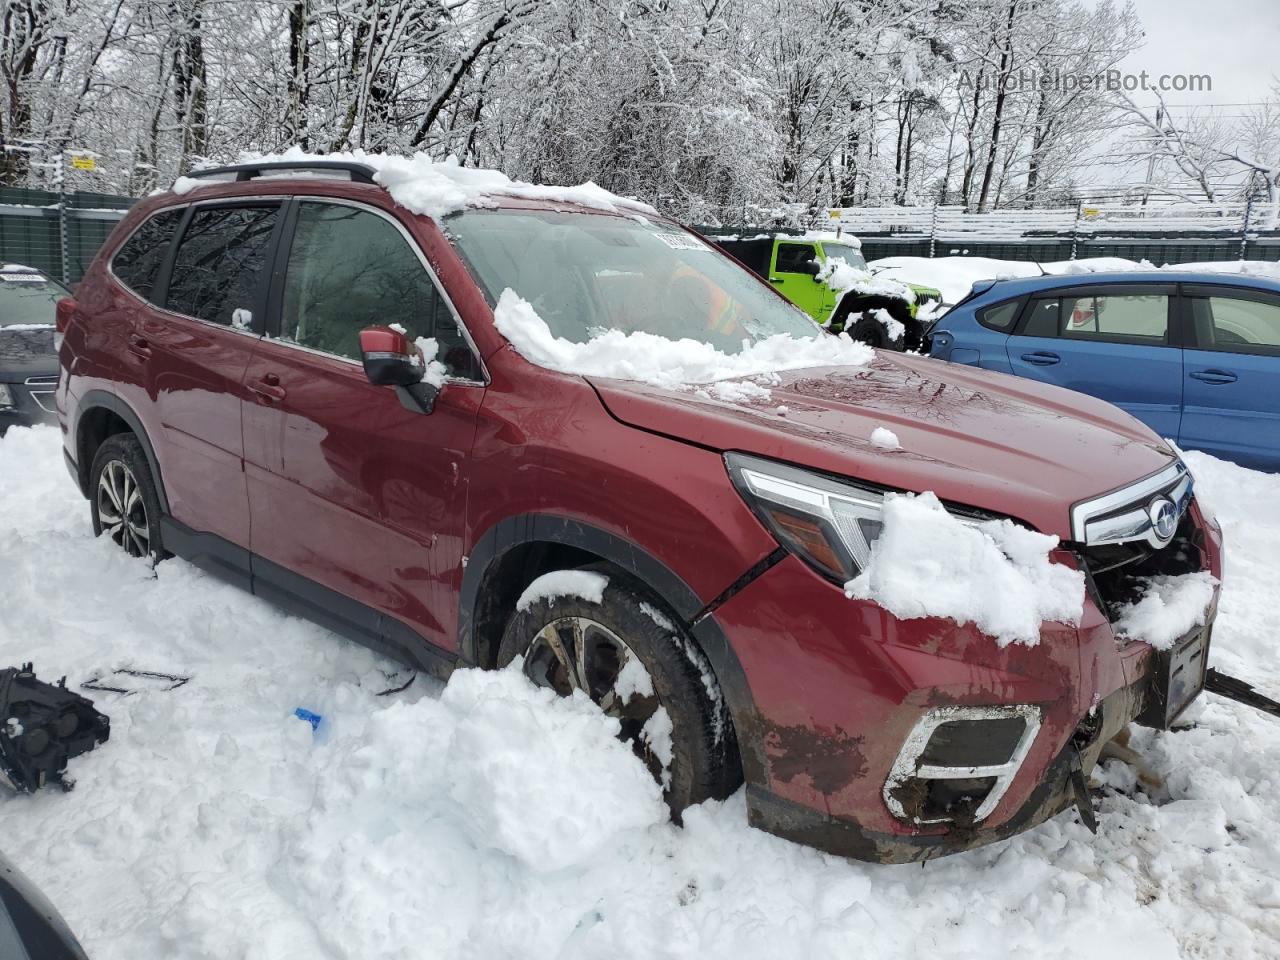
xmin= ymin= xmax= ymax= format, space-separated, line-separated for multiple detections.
xmin=151 ymin=204 xmax=193 ymax=308
xmin=267 ymin=195 xmax=488 ymax=384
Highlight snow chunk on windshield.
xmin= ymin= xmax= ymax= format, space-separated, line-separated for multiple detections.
xmin=844 ymin=492 xmax=1085 ymax=647
xmin=1114 ymin=572 xmax=1218 ymax=650
xmin=517 ymin=569 xmax=609 ymax=611
xmin=215 ymin=147 xmax=655 ymax=221
xmin=494 ymin=288 xmax=872 ymax=390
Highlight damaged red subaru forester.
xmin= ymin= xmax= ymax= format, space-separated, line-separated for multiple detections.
xmin=54 ymin=158 xmax=1221 ymax=862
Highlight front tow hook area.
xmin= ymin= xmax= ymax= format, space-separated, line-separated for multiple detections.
xmin=1067 ymin=745 xmax=1097 ymax=834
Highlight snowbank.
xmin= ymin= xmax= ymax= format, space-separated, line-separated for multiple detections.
xmin=4 ymin=424 xmax=1280 ymax=959
xmin=196 ymin=147 xmax=656 ymax=221
xmin=843 ymin=492 xmax=1084 ymax=646
xmin=492 ymin=288 xmax=872 ymax=390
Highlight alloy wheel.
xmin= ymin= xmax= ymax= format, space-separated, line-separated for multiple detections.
xmin=97 ymin=459 xmax=150 ymax=558
xmin=523 ymin=616 xmax=666 ymax=779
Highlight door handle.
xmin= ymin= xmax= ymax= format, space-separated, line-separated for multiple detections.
xmin=1020 ymin=351 xmax=1061 ymax=366
xmin=127 ymin=333 xmax=151 ymax=357
xmin=249 ymin=374 xmax=286 ymax=403
xmin=1189 ymin=369 xmax=1237 ymax=384
xmin=769 ymin=278 xmax=784 ymax=284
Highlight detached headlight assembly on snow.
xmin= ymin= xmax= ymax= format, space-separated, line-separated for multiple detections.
xmin=726 ymin=452 xmax=988 ymax=583
xmin=726 ymin=452 xmax=888 ymax=582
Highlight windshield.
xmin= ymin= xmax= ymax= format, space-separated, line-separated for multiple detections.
xmin=0 ymin=273 xmax=69 ymax=327
xmin=822 ymin=243 xmax=868 ymax=270
xmin=444 ymin=210 xmax=822 ymax=354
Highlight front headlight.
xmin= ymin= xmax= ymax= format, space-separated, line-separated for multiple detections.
xmin=726 ymin=452 xmax=986 ymax=583
xmin=0 ymin=383 xmax=13 ymax=410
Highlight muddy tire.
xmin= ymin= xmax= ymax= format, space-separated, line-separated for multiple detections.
xmin=498 ymin=563 xmax=740 ymax=815
xmin=89 ymin=433 xmax=166 ymax=562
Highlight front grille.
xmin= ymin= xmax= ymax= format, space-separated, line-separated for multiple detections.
xmin=24 ymin=375 xmax=57 ymax=386
xmin=1078 ymin=510 xmax=1207 ymax=622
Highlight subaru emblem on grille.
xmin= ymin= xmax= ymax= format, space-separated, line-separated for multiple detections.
xmin=1148 ymin=496 xmax=1179 ymax=542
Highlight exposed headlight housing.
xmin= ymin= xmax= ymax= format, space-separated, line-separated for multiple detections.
xmin=0 ymin=384 xmax=13 ymax=410
xmin=725 ymin=452 xmax=987 ymax=583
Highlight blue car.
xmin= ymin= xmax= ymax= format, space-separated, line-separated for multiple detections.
xmin=928 ymin=270 xmax=1280 ymax=471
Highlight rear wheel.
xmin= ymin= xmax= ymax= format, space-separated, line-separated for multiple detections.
xmin=89 ymin=433 xmax=165 ymax=561
xmin=497 ymin=564 xmax=739 ymax=815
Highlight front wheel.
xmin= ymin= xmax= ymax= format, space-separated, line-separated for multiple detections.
xmin=498 ymin=565 xmax=739 ymax=814
xmin=89 ymin=433 xmax=165 ymax=562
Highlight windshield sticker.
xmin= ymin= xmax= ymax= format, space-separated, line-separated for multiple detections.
xmin=655 ymin=232 xmax=709 ymax=251
xmin=1 ymin=274 xmax=47 ymax=283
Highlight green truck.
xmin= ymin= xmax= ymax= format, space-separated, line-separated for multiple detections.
xmin=713 ymin=234 xmax=942 ymax=351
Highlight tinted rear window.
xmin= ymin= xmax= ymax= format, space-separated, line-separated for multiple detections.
xmin=166 ymin=205 xmax=279 ymax=326
xmin=978 ymin=298 xmax=1022 ymax=332
xmin=112 ymin=209 xmax=183 ymax=301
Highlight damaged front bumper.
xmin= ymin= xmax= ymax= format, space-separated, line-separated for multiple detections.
xmin=709 ymin=517 xmax=1221 ymax=863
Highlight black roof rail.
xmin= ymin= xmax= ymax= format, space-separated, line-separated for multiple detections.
xmin=183 ymin=160 xmax=378 ymax=184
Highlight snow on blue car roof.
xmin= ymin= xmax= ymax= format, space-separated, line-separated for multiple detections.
xmin=976 ymin=270 xmax=1280 ymax=299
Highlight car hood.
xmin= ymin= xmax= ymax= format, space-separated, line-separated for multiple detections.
xmin=588 ymin=351 xmax=1175 ymax=541
xmin=0 ymin=328 xmax=57 ymax=379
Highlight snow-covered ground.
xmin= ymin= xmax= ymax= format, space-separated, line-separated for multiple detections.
xmin=2 ymin=424 xmax=1280 ymax=959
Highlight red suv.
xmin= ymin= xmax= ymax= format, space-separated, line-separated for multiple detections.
xmin=55 ymin=159 xmax=1222 ymax=863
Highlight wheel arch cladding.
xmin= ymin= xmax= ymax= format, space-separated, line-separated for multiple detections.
xmin=459 ymin=513 xmax=768 ymax=786
xmin=74 ymin=390 xmax=169 ymax=513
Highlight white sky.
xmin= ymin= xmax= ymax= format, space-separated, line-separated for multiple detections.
xmin=1120 ymin=0 xmax=1279 ymax=110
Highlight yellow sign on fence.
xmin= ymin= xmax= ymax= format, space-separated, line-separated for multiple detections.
xmin=70 ymin=155 xmax=97 ymax=171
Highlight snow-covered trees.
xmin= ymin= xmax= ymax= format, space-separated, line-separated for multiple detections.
xmin=0 ymin=0 xmax=1269 ymax=219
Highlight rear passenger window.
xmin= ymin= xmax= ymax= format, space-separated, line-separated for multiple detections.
xmin=1023 ymin=293 xmax=1169 ymax=345
xmin=166 ymin=205 xmax=279 ymax=326
xmin=112 ymin=209 xmax=183 ymax=301
xmin=278 ymin=201 xmax=482 ymax=380
xmin=1189 ymin=295 xmax=1280 ymax=355
xmin=978 ymin=299 xmax=1021 ymax=332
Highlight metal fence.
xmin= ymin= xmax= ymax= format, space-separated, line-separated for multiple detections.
xmin=0 ymin=186 xmax=133 ymax=283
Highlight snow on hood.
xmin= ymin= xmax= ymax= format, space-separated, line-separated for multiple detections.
xmin=844 ymin=491 xmax=1085 ymax=647
xmin=817 ymin=257 xmax=916 ymax=308
xmin=492 ymin=288 xmax=873 ymax=389
xmin=175 ymin=147 xmax=657 ymax=221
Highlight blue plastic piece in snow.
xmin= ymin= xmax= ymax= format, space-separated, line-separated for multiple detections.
xmin=294 ymin=708 xmax=322 ymax=731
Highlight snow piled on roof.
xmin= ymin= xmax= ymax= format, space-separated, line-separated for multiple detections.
xmin=185 ymin=147 xmax=657 ymax=221
xmin=843 ymin=491 xmax=1085 ymax=646
xmin=493 ymin=288 xmax=872 ymax=390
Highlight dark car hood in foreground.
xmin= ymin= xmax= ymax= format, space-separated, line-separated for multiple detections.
xmin=589 ymin=351 xmax=1175 ymax=541
xmin=0 ymin=328 xmax=58 ymax=379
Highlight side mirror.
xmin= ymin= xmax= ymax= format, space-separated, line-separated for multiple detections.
xmin=360 ymin=326 xmax=423 ymax=386
xmin=358 ymin=325 xmax=440 ymax=415
xmin=803 ymin=260 xmax=822 ymax=278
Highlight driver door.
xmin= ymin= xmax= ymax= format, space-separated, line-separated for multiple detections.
xmin=241 ymin=197 xmax=486 ymax=661
xmin=769 ymin=242 xmax=830 ymax=321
